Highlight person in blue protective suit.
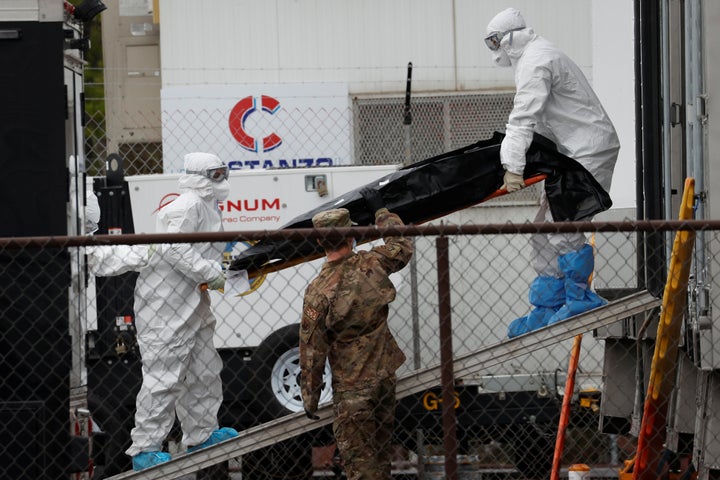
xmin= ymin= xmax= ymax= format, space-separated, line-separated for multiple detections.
xmin=123 ymin=152 xmax=239 ymax=470
xmin=484 ymin=7 xmax=620 ymax=338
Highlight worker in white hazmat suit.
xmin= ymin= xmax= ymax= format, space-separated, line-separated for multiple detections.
xmin=124 ymin=152 xmax=238 ymax=471
xmin=484 ymin=8 xmax=620 ymax=338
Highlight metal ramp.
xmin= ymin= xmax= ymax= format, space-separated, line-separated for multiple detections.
xmin=106 ymin=290 xmax=660 ymax=480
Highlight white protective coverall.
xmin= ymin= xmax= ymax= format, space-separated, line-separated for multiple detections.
xmin=125 ymin=152 xmax=229 ymax=456
xmin=486 ymin=8 xmax=621 ymax=337
xmin=85 ymin=190 xmax=101 ymax=235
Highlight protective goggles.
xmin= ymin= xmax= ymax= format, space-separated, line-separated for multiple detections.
xmin=187 ymin=164 xmax=229 ymax=182
xmin=484 ymin=27 xmax=524 ymax=51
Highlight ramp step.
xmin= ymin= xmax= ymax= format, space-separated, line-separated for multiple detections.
xmin=107 ymin=290 xmax=659 ymax=480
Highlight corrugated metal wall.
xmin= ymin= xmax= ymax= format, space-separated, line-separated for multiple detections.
xmin=158 ymin=0 xmax=593 ymax=94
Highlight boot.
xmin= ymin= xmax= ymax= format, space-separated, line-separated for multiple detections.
xmin=507 ymin=276 xmax=565 ymax=338
xmin=547 ymin=244 xmax=606 ymax=325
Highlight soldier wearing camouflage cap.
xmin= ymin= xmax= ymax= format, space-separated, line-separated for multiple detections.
xmin=300 ymin=188 xmax=413 ymax=480
xmin=310 ymin=208 xmax=353 ymax=228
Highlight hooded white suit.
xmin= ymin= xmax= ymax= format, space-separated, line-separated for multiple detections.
xmin=125 ymin=152 xmax=229 ymax=456
xmin=486 ymin=8 xmax=620 ymax=337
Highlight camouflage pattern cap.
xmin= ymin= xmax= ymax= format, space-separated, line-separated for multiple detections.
xmin=312 ymin=208 xmax=352 ymax=228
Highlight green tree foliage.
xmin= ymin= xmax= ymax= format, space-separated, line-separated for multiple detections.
xmin=83 ymin=15 xmax=104 ymax=116
xmin=77 ymin=9 xmax=106 ymax=174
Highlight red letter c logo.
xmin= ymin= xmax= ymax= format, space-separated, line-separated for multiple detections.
xmin=228 ymin=95 xmax=283 ymax=153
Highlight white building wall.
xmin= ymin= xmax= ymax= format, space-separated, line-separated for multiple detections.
xmin=159 ymin=0 xmax=593 ymax=94
xmin=159 ymin=0 xmax=458 ymax=92
xmin=592 ymin=0 xmax=636 ymax=210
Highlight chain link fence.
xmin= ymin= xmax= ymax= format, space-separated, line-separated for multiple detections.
xmin=4 ymin=218 xmax=710 ymax=479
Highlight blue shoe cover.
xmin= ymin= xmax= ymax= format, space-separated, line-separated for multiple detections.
xmin=547 ymin=244 xmax=607 ymax=325
xmin=507 ymin=276 xmax=565 ymax=338
xmin=132 ymin=451 xmax=172 ymax=471
xmin=559 ymin=244 xmax=595 ymax=281
xmin=187 ymin=427 xmax=239 ymax=453
xmin=508 ymin=306 xmax=559 ymax=338
xmin=528 ymin=276 xmax=565 ymax=307
xmin=547 ymin=288 xmax=606 ymax=325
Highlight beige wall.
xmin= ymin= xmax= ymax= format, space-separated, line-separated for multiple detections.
xmin=101 ymin=0 xmax=161 ymax=152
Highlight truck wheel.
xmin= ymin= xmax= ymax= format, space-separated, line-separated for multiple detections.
xmin=250 ymin=324 xmax=332 ymax=421
xmin=510 ymin=423 xmax=555 ymax=479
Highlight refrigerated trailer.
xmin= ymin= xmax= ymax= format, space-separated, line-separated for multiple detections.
xmin=596 ymin=2 xmax=720 ymax=479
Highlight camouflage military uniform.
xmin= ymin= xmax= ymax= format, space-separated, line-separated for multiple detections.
xmin=300 ymin=207 xmax=413 ymax=480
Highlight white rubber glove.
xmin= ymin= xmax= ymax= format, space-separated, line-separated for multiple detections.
xmin=206 ymin=273 xmax=226 ymax=291
xmin=502 ymin=170 xmax=525 ymax=193
xmin=147 ymin=244 xmax=157 ymax=261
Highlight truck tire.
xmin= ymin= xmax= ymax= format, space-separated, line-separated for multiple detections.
xmin=249 ymin=324 xmax=332 ymax=422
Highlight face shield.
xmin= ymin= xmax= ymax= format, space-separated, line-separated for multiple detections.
xmin=186 ymin=163 xmax=229 ymax=183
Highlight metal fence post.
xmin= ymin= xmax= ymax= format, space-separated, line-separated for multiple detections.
xmin=437 ymin=235 xmax=458 ymax=480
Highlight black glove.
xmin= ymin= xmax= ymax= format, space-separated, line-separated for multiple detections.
xmin=304 ymin=408 xmax=320 ymax=420
xmin=359 ymin=187 xmax=385 ymax=213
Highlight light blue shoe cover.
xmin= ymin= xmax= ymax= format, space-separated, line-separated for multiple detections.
xmin=132 ymin=451 xmax=172 ymax=471
xmin=187 ymin=427 xmax=239 ymax=453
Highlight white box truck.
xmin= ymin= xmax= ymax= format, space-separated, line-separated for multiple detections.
xmin=86 ymin=164 xmax=400 ymax=476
